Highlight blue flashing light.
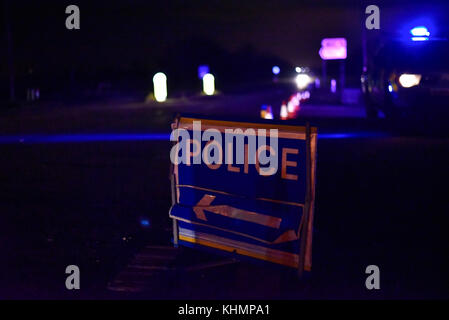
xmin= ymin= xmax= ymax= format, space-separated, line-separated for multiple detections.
xmin=140 ymin=219 xmax=150 ymax=227
xmin=410 ymin=26 xmax=430 ymax=37
xmin=272 ymin=66 xmax=280 ymax=75
xmin=198 ymin=65 xmax=210 ymax=79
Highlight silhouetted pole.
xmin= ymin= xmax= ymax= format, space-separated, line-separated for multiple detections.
xmin=340 ymin=60 xmax=345 ymax=92
xmin=361 ymin=0 xmax=368 ymax=73
xmin=322 ymin=60 xmax=327 ymax=88
xmin=4 ymin=0 xmax=15 ymax=102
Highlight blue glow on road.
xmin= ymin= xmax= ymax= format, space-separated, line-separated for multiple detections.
xmin=0 ymin=133 xmax=170 ymax=144
xmin=0 ymin=131 xmax=388 ymax=145
xmin=318 ymin=132 xmax=388 ymax=139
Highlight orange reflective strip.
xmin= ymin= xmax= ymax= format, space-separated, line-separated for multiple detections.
xmin=178 ymin=230 xmax=299 ymax=268
xmin=205 ymin=204 xmax=282 ymax=229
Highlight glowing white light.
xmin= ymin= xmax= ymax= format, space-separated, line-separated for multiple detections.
xmin=295 ymin=67 xmax=302 ymax=73
xmin=411 ymin=37 xmax=428 ymax=41
xmin=399 ymin=74 xmax=421 ymax=88
xmin=272 ymin=66 xmax=280 ymax=75
xmin=153 ymin=72 xmax=167 ymax=102
xmin=410 ymin=26 xmax=430 ymax=37
xmin=203 ymin=73 xmax=215 ymax=95
xmin=296 ymin=74 xmax=311 ymax=90
xmin=388 ymin=84 xmax=393 ymax=93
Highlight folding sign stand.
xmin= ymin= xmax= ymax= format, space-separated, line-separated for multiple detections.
xmin=297 ymin=122 xmax=315 ymax=278
xmin=170 ymin=171 xmax=238 ymax=273
xmin=169 ymin=119 xmax=238 ymax=272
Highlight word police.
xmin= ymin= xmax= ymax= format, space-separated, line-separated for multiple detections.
xmin=171 ymin=121 xmax=301 ymax=179
xmin=178 ymin=304 xmax=270 ymax=317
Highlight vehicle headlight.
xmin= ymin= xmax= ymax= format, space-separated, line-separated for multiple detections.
xmin=398 ymin=74 xmax=421 ymax=88
xmin=295 ymin=74 xmax=311 ymax=90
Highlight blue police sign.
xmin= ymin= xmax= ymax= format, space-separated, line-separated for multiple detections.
xmin=169 ymin=116 xmax=317 ymax=272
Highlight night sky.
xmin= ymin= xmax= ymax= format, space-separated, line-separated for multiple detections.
xmin=1 ymin=0 xmax=448 ymax=98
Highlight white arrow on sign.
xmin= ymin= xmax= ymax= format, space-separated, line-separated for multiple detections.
xmin=193 ymin=194 xmax=300 ymax=244
xmin=194 ymin=194 xmax=281 ymax=228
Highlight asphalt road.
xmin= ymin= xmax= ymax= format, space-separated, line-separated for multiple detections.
xmin=0 ymin=89 xmax=448 ymax=299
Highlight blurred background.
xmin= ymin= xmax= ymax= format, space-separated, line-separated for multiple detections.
xmin=1 ymin=0 xmax=446 ymax=103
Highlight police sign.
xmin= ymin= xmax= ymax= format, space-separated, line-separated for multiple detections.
xmin=169 ymin=116 xmax=317 ymax=272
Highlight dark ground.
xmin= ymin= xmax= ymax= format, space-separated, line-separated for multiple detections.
xmin=0 ymin=88 xmax=448 ymax=299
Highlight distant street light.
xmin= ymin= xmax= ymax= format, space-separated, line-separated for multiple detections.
xmin=203 ymin=73 xmax=215 ymax=96
xmin=295 ymin=74 xmax=311 ymax=90
xmin=153 ymin=72 xmax=167 ymax=102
